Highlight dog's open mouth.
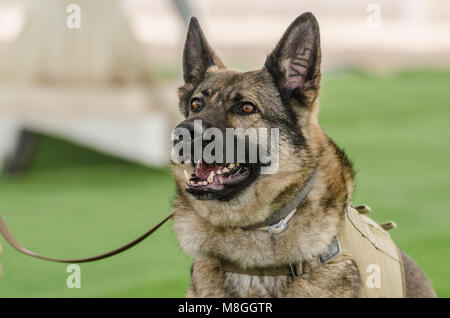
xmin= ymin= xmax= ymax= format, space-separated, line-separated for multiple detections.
xmin=184 ymin=161 xmax=258 ymax=200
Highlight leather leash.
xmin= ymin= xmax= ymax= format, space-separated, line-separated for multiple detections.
xmin=0 ymin=167 xmax=317 ymax=264
xmin=0 ymin=212 xmax=174 ymax=263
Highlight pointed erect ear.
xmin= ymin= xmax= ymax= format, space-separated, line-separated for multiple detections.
xmin=265 ymin=12 xmax=321 ymax=105
xmin=183 ymin=17 xmax=225 ymax=85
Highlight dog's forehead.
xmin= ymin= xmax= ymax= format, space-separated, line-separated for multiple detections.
xmin=195 ymin=69 xmax=274 ymax=101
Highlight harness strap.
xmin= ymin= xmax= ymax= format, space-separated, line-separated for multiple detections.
xmin=0 ymin=212 xmax=174 ymax=263
xmin=219 ymin=236 xmax=341 ymax=277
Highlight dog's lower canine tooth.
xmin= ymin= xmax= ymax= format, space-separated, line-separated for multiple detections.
xmin=202 ymin=181 xmax=208 ymax=186
xmin=207 ymin=171 xmax=214 ymax=183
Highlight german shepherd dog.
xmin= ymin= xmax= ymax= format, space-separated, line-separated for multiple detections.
xmin=171 ymin=13 xmax=436 ymax=297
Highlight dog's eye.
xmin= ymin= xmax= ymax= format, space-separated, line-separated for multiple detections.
xmin=190 ymin=98 xmax=203 ymax=112
xmin=237 ymin=103 xmax=257 ymax=115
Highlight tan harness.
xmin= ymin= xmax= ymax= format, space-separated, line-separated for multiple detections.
xmin=340 ymin=205 xmax=405 ymax=297
xmin=219 ymin=204 xmax=406 ymax=297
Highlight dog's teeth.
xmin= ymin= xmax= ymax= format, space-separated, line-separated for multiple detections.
xmin=228 ymin=163 xmax=235 ymax=169
xmin=222 ymin=167 xmax=229 ymax=173
xmin=216 ymin=170 xmax=222 ymax=175
xmin=184 ymin=170 xmax=190 ymax=182
xmin=202 ymin=181 xmax=208 ymax=186
xmin=207 ymin=171 xmax=215 ymax=183
xmin=236 ymin=163 xmax=240 ymax=166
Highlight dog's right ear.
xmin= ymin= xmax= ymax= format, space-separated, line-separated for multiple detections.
xmin=182 ymin=17 xmax=225 ymax=85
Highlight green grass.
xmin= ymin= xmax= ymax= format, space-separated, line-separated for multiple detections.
xmin=0 ymin=70 xmax=449 ymax=297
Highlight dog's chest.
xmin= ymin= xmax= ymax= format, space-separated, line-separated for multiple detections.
xmin=223 ymin=273 xmax=290 ymax=297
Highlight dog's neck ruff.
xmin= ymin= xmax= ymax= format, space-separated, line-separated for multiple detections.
xmin=220 ymin=236 xmax=342 ymax=277
xmin=242 ymin=166 xmax=318 ymax=233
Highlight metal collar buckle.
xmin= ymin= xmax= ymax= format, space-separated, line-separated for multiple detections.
xmin=268 ymin=220 xmax=288 ymax=235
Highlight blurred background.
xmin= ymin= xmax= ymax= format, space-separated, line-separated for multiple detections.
xmin=0 ymin=0 xmax=449 ymax=297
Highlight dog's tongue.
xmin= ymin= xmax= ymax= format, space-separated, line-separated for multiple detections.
xmin=195 ymin=162 xmax=219 ymax=179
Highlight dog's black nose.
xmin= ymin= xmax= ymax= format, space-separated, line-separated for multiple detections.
xmin=173 ymin=119 xmax=214 ymax=163
xmin=174 ymin=119 xmax=210 ymax=143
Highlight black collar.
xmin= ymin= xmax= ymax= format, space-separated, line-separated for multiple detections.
xmin=242 ymin=166 xmax=318 ymax=231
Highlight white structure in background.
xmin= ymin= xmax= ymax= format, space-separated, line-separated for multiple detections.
xmin=126 ymin=0 xmax=450 ymax=69
xmin=0 ymin=0 xmax=180 ymax=169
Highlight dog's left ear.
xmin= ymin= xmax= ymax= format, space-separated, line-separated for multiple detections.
xmin=265 ymin=12 xmax=321 ymax=106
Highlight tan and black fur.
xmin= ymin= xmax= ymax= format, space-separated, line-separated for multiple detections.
xmin=171 ymin=13 xmax=436 ymax=297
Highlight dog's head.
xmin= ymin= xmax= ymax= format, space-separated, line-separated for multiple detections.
xmin=172 ymin=13 xmax=324 ymax=227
